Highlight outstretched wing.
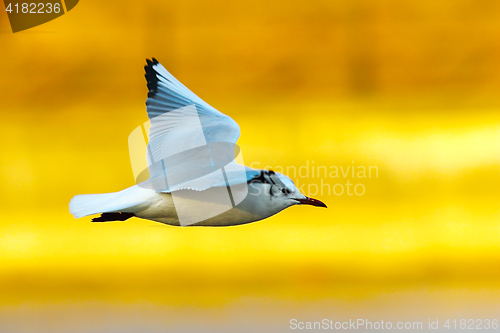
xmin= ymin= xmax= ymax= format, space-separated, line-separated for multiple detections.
xmin=139 ymin=58 xmax=258 ymax=193
xmin=145 ymin=58 xmax=240 ymax=145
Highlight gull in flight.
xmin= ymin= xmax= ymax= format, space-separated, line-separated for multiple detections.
xmin=69 ymin=59 xmax=326 ymax=227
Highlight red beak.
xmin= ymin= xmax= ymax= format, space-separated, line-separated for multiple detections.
xmin=296 ymin=197 xmax=327 ymax=208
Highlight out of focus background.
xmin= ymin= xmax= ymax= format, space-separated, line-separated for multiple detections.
xmin=1 ymin=1 xmax=500 ymax=332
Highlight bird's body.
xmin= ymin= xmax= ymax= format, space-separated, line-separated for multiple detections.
xmin=69 ymin=59 xmax=326 ymax=226
xmin=90 ymin=182 xmax=279 ymax=227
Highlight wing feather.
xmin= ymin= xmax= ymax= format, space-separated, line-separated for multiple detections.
xmin=141 ymin=58 xmax=251 ymax=193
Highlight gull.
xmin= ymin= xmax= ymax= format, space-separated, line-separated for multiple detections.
xmin=69 ymin=58 xmax=326 ymax=227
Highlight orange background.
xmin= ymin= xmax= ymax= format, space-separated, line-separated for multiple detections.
xmin=1 ymin=1 xmax=500 ymax=331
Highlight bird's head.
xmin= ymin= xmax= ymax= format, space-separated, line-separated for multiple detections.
xmin=264 ymin=171 xmax=327 ymax=209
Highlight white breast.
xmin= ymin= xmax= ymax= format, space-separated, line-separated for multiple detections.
xmin=133 ymin=183 xmax=287 ymax=226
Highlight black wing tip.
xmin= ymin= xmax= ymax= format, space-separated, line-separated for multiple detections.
xmin=146 ymin=58 xmax=159 ymax=67
xmin=92 ymin=212 xmax=135 ymax=222
xmin=145 ymin=58 xmax=160 ymax=97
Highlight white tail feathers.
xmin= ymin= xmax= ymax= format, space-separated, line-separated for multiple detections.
xmin=69 ymin=186 xmax=153 ymax=218
xmin=69 ymin=193 xmax=120 ymax=218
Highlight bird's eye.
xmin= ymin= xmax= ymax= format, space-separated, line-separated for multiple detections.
xmin=281 ymin=188 xmax=291 ymax=195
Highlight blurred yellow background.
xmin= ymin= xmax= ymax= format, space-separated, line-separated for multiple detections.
xmin=1 ymin=0 xmax=500 ymax=331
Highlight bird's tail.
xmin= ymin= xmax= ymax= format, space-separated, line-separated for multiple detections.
xmin=69 ymin=186 xmax=151 ymax=220
xmin=69 ymin=192 xmax=123 ymax=219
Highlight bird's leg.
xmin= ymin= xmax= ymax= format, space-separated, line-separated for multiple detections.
xmin=91 ymin=212 xmax=135 ymax=222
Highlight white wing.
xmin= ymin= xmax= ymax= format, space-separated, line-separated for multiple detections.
xmin=145 ymin=58 xmax=241 ymax=144
xmin=140 ymin=59 xmax=259 ymax=193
